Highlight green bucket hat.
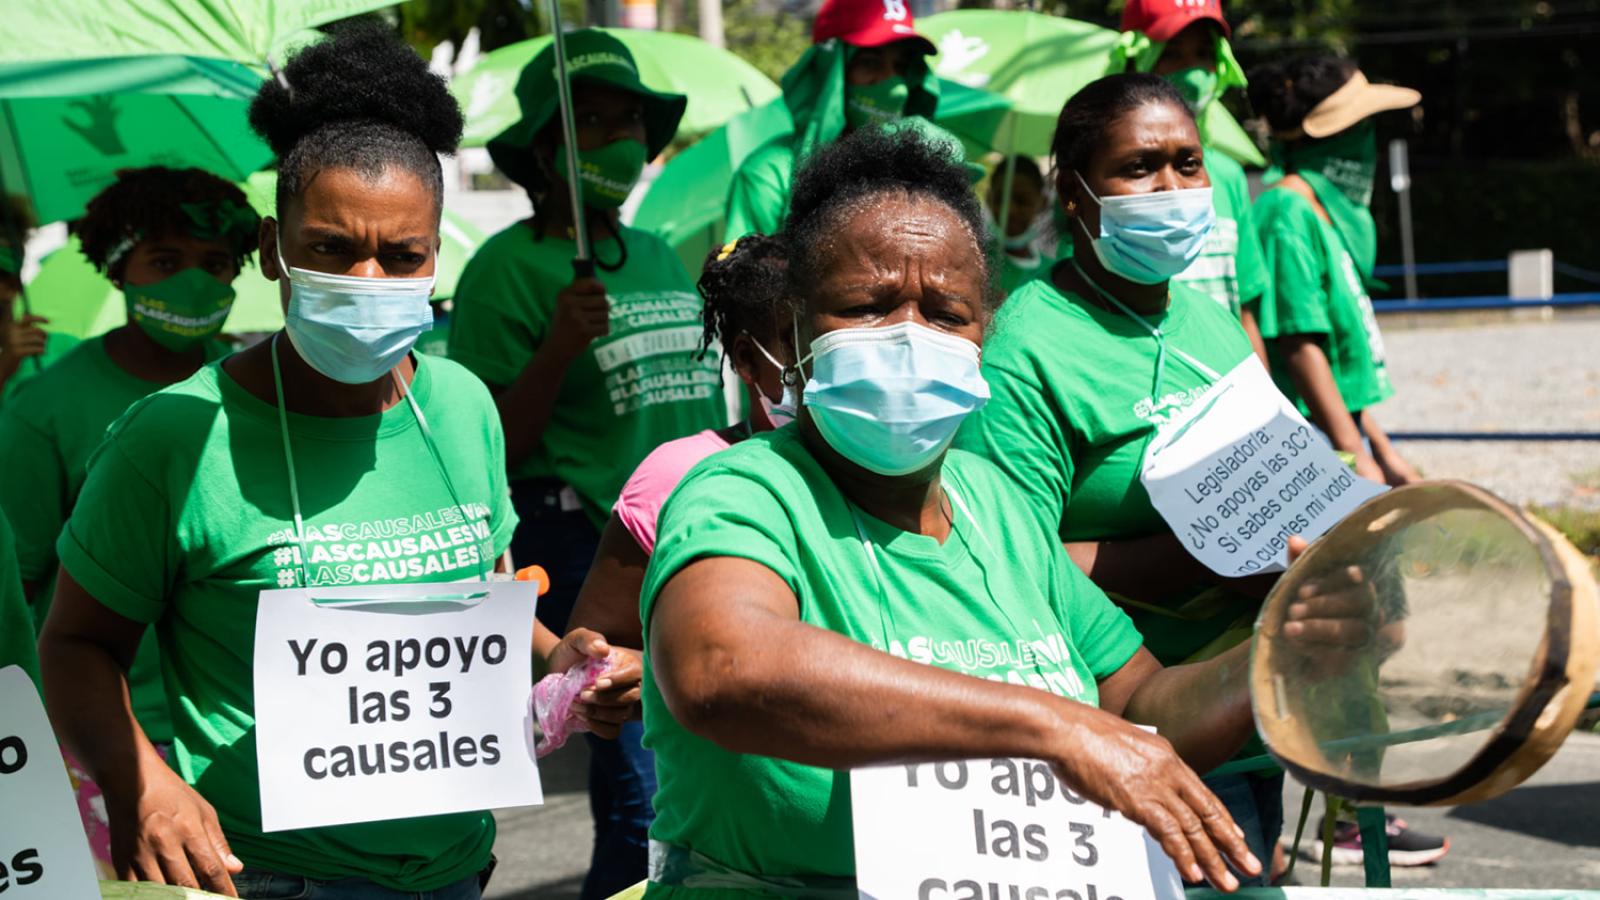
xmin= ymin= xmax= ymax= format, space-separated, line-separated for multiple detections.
xmin=487 ymin=29 xmax=687 ymax=193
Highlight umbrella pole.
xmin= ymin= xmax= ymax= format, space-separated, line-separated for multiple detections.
xmin=995 ymin=127 xmax=1018 ymax=249
xmin=548 ymin=0 xmax=594 ymax=277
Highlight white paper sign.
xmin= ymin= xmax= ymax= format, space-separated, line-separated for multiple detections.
xmin=252 ymin=581 xmax=542 ymax=832
xmin=0 ymin=666 xmax=100 ymax=899
xmin=1142 ymin=357 xmax=1386 ymax=578
xmin=852 ymin=758 xmax=1183 ymax=900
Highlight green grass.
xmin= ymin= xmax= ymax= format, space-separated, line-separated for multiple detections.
xmin=1528 ymin=504 xmax=1600 ymax=561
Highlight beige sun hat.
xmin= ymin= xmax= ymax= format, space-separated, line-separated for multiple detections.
xmin=1297 ymin=69 xmax=1422 ymax=138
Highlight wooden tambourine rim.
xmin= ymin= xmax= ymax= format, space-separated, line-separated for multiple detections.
xmin=1250 ymin=480 xmax=1598 ymax=805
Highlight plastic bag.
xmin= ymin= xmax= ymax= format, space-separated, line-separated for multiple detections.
xmin=532 ymin=652 xmax=615 ymax=758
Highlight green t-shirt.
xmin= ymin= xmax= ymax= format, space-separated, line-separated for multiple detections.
xmin=1253 ymin=186 xmax=1393 ymax=414
xmin=724 ymin=140 xmax=796 ymax=241
xmin=1173 ymin=150 xmax=1271 ymax=317
xmin=448 ymin=223 xmax=724 ymax=524
xmin=954 ymin=276 xmax=1257 ymax=665
xmin=0 ymin=509 xmax=40 ymax=691
xmin=639 ymin=431 xmax=1142 ymax=896
xmin=0 ymin=334 xmax=231 ymax=742
xmin=1 ymin=331 xmax=82 ymax=403
xmin=56 ymin=355 xmax=517 ymax=891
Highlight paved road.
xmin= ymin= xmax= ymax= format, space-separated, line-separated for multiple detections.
xmin=1376 ymin=312 xmax=1600 ymax=511
xmin=487 ymin=732 xmax=1600 ymax=896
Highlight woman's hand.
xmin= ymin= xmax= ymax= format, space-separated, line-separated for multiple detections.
xmin=1352 ymin=450 xmax=1386 ymax=484
xmin=0 ymin=313 xmax=49 ymax=369
xmin=545 ymin=278 xmax=610 ymax=365
xmin=1049 ymin=706 xmax=1260 ymax=891
xmin=107 ymin=759 xmax=243 ymax=896
xmin=546 ymin=627 xmax=642 ymax=739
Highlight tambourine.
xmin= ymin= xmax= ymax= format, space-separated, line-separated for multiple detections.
xmin=1251 ymin=481 xmax=1598 ymax=806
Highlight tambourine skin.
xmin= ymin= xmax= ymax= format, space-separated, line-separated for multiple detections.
xmin=1250 ymin=480 xmax=1600 ymax=807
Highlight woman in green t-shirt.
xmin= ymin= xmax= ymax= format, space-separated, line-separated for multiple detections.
xmin=955 ymin=74 xmax=1289 ymax=883
xmin=451 ymin=30 xmax=723 ymax=635
xmin=0 ymin=166 xmax=258 ymax=739
xmin=1247 ymin=56 xmax=1420 ymax=488
xmin=37 ymin=27 xmax=630 ymax=900
xmin=640 ymin=124 xmax=1382 ymax=899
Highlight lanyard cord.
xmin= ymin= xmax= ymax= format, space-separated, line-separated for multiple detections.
xmin=845 ymin=473 xmax=1028 ymax=653
xmin=270 ymin=335 xmax=489 ymax=588
xmin=1069 ymin=258 xmax=1222 ymax=394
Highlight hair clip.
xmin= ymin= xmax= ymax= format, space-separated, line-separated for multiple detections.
xmin=716 ymin=239 xmax=740 ymax=262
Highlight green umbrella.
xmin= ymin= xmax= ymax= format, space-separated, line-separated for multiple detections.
xmin=631 ymin=80 xmax=1012 ymax=275
xmin=918 ymin=10 xmax=1120 ymax=158
xmin=0 ymin=55 xmax=273 ymax=224
xmin=25 ymin=172 xmax=487 ymax=339
xmin=3 ymin=0 xmax=399 ymax=64
xmin=453 ymin=28 xmax=782 ymax=148
xmin=921 ymin=9 xmax=1264 ymax=167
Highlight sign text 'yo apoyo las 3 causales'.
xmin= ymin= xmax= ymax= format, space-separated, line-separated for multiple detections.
xmin=253 ymin=580 xmax=542 ymax=832
xmin=853 ymin=756 xmax=1183 ymax=900
xmin=0 ymin=666 xmax=99 ymax=899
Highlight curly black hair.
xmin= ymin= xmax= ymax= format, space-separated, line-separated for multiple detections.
xmin=1248 ymin=55 xmax=1359 ymax=135
xmin=73 ymin=166 xmax=257 ymax=281
xmin=1050 ymin=73 xmax=1192 ymax=178
xmin=249 ymin=22 xmax=463 ymax=215
xmin=783 ymin=124 xmax=995 ymax=309
xmin=696 ymin=233 xmax=790 ymax=359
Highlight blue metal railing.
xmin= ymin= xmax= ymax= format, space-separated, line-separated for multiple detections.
xmin=1373 ymin=291 xmax=1600 ymax=313
xmin=1367 ymin=258 xmax=1600 ymax=311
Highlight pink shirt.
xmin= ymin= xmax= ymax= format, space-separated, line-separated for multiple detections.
xmin=612 ymin=429 xmax=733 ymax=555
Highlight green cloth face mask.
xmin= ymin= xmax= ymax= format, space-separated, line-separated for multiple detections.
xmin=1287 ymin=119 xmax=1378 ymax=208
xmin=845 ymin=76 xmax=909 ymax=130
xmin=124 ymin=267 xmax=236 ymax=352
xmin=1165 ymin=66 xmax=1220 ymax=115
xmin=552 ymin=138 xmax=647 ymax=210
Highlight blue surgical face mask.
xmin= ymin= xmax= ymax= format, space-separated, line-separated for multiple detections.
xmin=277 ymin=245 xmax=435 ymax=384
xmin=801 ymin=321 xmax=989 ymax=477
xmin=1074 ymin=171 xmax=1215 ymax=285
xmin=749 ymin=336 xmax=799 ymax=428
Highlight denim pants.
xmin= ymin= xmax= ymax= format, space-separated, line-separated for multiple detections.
xmin=233 ymin=870 xmax=482 ymax=900
xmin=1203 ymin=770 xmax=1286 ymax=887
xmin=582 ymin=721 xmax=658 ymax=900
xmin=509 ymin=478 xmax=654 ymax=899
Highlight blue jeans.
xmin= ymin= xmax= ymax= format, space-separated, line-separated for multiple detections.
xmin=509 ymin=479 xmax=654 ymax=899
xmin=508 ymin=478 xmax=601 ymax=633
xmin=233 ymin=869 xmax=482 ymax=899
xmin=582 ymin=721 xmax=658 ymax=900
xmin=1203 ymin=770 xmax=1285 ymax=887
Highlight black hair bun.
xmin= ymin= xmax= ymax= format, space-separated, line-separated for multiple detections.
xmin=249 ymin=21 xmax=463 ymax=159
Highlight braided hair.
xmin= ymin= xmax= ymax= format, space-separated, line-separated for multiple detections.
xmin=696 ymin=233 xmax=790 ymax=359
xmin=73 ymin=166 xmax=257 ymax=281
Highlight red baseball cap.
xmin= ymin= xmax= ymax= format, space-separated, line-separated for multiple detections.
xmin=813 ymin=0 xmax=937 ymax=55
xmin=1121 ymin=0 xmax=1231 ymax=43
